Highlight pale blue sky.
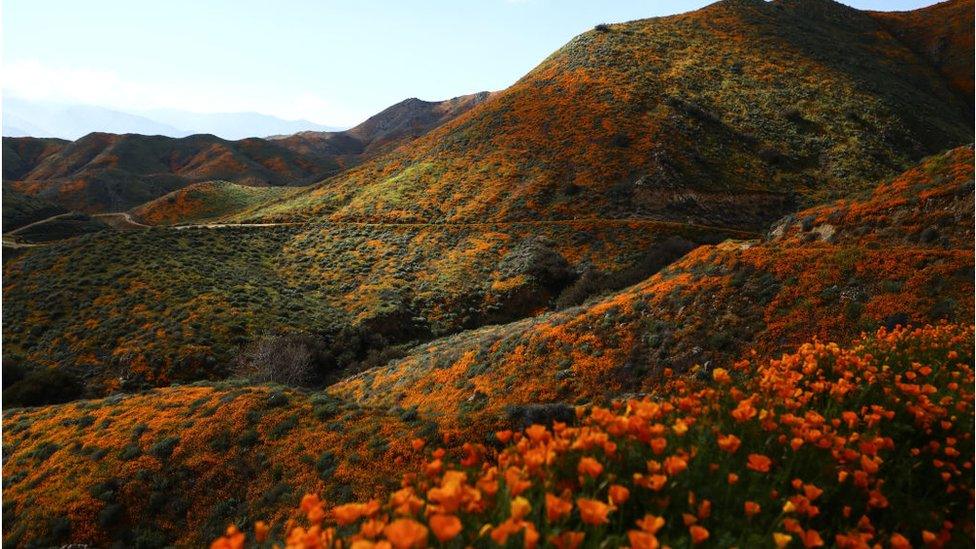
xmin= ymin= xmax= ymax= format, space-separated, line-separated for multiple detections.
xmin=3 ymin=0 xmax=939 ymax=126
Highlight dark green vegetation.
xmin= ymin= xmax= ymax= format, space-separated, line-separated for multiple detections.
xmin=2 ymin=219 xmax=740 ymax=397
xmin=1 ymin=186 xmax=67 ymax=232
xmin=9 ymin=212 xmax=112 ymax=243
xmin=130 ymin=181 xmax=295 ymax=225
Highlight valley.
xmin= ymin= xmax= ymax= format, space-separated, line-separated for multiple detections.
xmin=1 ymin=0 xmax=973 ymax=547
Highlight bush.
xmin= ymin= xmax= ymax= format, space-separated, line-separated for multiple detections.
xmin=234 ymin=333 xmax=316 ymax=386
xmin=2 ymin=367 xmax=84 ymax=408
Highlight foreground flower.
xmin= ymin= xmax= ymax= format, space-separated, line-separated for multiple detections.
xmin=383 ymin=519 xmax=428 ymax=549
xmin=214 ymin=325 xmax=975 ymax=549
xmin=428 ymin=514 xmax=461 ymax=542
xmin=577 ymin=498 xmax=611 ymax=526
xmin=747 ymin=453 xmax=772 ymax=473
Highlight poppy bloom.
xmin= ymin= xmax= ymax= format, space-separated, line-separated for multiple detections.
xmin=510 ymin=497 xmax=532 ymax=520
xmin=628 ymin=530 xmax=660 ymax=549
xmin=383 ymin=519 xmax=428 ymax=549
xmin=663 ymin=455 xmax=687 ymax=475
xmin=747 ymin=453 xmax=772 ymax=473
xmin=578 ymin=457 xmax=603 ymax=478
xmin=609 ymin=484 xmax=630 ymax=506
xmin=254 ymin=521 xmax=269 ymax=543
xmin=546 ymin=492 xmax=573 ymax=522
xmin=635 ymin=514 xmax=665 ymax=534
xmin=744 ymin=501 xmax=761 ymax=517
xmin=650 ymin=437 xmax=667 ymax=455
xmin=690 ymin=525 xmax=709 ymax=544
xmin=576 ymin=498 xmax=611 ymax=526
xmin=712 ymin=368 xmax=731 ymax=384
xmin=773 ymin=533 xmax=793 ymax=548
xmin=428 ymin=514 xmax=461 ymax=542
xmin=717 ymin=433 xmax=741 ymax=453
xmin=551 ymin=531 xmax=586 ymax=549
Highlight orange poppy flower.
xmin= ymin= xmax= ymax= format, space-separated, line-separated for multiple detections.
xmin=525 ymin=424 xmax=549 ymax=442
xmin=663 ymin=455 xmax=687 ymax=476
xmin=690 ymin=525 xmax=710 ymax=544
xmin=744 ymin=501 xmax=761 ymax=517
xmin=546 ymin=493 xmax=573 ymax=522
xmin=628 ymin=530 xmax=660 ymax=549
xmin=254 ymin=521 xmax=269 ymax=543
xmin=510 ymin=497 xmax=532 ymax=520
xmin=635 ymin=514 xmax=665 ymax=534
xmin=576 ymin=498 xmax=611 ymax=526
xmin=717 ymin=433 xmax=741 ymax=453
xmin=428 ymin=514 xmax=461 ymax=542
xmin=383 ymin=518 xmax=428 ymax=549
xmin=650 ymin=437 xmax=667 ymax=455
xmin=712 ymin=368 xmax=731 ymax=384
xmin=578 ymin=456 xmax=604 ymax=478
xmin=747 ymin=453 xmax=772 ymax=473
xmin=773 ymin=533 xmax=793 ymax=548
xmin=609 ymin=484 xmax=630 ymax=506
xmin=550 ymin=531 xmax=586 ymax=549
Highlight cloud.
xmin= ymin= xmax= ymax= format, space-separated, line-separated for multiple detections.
xmin=2 ymin=59 xmax=357 ymax=125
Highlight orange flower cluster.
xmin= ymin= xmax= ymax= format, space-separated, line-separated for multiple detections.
xmin=213 ymin=324 xmax=974 ymax=548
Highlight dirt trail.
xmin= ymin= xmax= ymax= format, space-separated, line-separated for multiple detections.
xmin=5 ymin=212 xmax=76 ymax=235
xmin=3 ymin=213 xmax=760 ymax=248
xmin=92 ymin=212 xmax=152 ymax=230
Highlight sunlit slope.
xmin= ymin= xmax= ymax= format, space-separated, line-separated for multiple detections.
xmin=130 ymin=181 xmax=297 ymax=225
xmin=242 ymin=0 xmax=972 ymax=225
xmin=2 ymin=219 xmax=740 ymax=398
xmin=328 ymin=146 xmax=975 ymax=435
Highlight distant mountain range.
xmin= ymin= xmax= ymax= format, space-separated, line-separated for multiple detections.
xmin=1 ymin=97 xmax=342 ymax=140
xmin=2 ymin=92 xmax=490 ymax=213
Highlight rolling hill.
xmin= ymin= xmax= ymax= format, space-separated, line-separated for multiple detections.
xmin=2 ymin=145 xmax=972 ymax=548
xmin=327 ymin=145 xmax=975 ymax=436
xmin=1 ymin=92 xmax=490 ymax=215
xmin=0 ymin=1 xmax=973 ymax=547
xmin=129 ymin=181 xmax=297 ymax=226
xmin=239 ymin=0 xmax=972 ymax=225
xmin=1 ymin=185 xmax=67 ymax=232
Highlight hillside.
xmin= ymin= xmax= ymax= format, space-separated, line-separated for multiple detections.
xmin=1 ymin=136 xmax=68 ymax=180
xmin=1 ymin=1 xmax=973 ymax=547
xmin=240 ymin=0 xmax=972 ymax=225
xmin=1 ymin=93 xmax=490 ymax=217
xmin=2 ymin=146 xmax=971 ymax=547
xmin=328 ymin=146 xmax=974 ymax=435
xmin=2 ymin=218 xmax=744 ymax=401
xmin=870 ymin=0 xmax=974 ymax=105
xmin=2 ymin=133 xmax=340 ymax=214
xmin=237 ymin=323 xmax=974 ymax=549
xmin=129 ymin=181 xmax=297 ymax=226
xmin=1 ymin=185 xmax=67 ymax=232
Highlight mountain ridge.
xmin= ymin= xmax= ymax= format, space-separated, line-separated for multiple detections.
xmin=2 ymin=92 xmax=491 ymax=214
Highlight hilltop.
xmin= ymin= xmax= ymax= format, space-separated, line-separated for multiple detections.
xmin=270 ymin=92 xmax=490 ymax=163
xmin=240 ymin=0 xmax=971 ymax=225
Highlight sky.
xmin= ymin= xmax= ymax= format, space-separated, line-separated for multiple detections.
xmin=3 ymin=0 xmax=941 ymax=128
